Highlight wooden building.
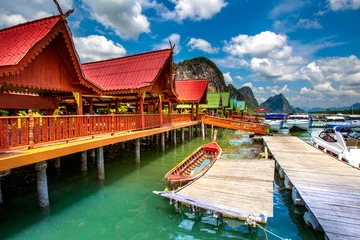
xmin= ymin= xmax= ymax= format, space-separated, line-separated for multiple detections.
xmin=0 ymin=15 xmax=101 ymax=115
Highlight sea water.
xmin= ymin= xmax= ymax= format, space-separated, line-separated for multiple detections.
xmin=0 ymin=129 xmax=324 ymax=239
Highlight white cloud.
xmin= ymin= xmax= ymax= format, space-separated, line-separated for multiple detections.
xmin=0 ymin=9 xmax=27 ymax=27
xmin=162 ymin=0 xmax=228 ymax=21
xmin=300 ymin=87 xmax=324 ymax=98
xmin=223 ymin=31 xmax=292 ymax=60
xmin=74 ymin=35 xmax=126 ymax=62
xmin=154 ymin=33 xmax=181 ymax=55
xmin=84 ymin=0 xmax=150 ymax=39
xmin=328 ymin=0 xmax=360 ymax=11
xmin=187 ymin=38 xmax=219 ymax=53
xmin=296 ymin=19 xmax=322 ymax=29
xmin=250 ymin=58 xmax=298 ymax=80
xmin=235 ymin=76 xmax=243 ymax=80
xmin=223 ymin=72 xmax=233 ymax=84
xmin=266 ymin=84 xmax=291 ymax=95
xmin=242 ymin=82 xmax=266 ymax=95
xmin=0 ymin=0 xmax=73 ymax=28
xmin=212 ymin=56 xmax=249 ymax=69
xmin=270 ymin=0 xmax=308 ymax=18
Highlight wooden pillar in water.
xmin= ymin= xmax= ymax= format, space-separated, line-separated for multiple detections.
xmin=0 ymin=170 xmax=10 ymax=204
xmin=188 ymin=126 xmax=192 ymax=140
xmin=205 ymin=124 xmax=207 ymax=136
xmin=181 ymin=128 xmax=185 ymax=142
xmin=211 ymin=125 xmax=214 ymax=138
xmin=201 ymin=122 xmax=205 ymax=138
xmin=54 ymin=157 xmax=61 ymax=169
xmin=173 ymin=130 xmax=177 ymax=146
xmin=156 ymin=134 xmax=159 ymax=147
xmin=81 ymin=151 xmax=87 ymax=172
xmin=161 ymin=132 xmax=165 ymax=151
xmin=35 ymin=161 xmax=49 ymax=207
xmin=135 ymin=138 xmax=141 ymax=163
xmin=96 ymin=147 xmax=105 ymax=180
xmin=89 ymin=149 xmax=96 ymax=163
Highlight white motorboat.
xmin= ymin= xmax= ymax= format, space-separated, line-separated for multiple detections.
xmin=312 ymin=125 xmax=360 ymax=168
xmin=286 ymin=114 xmax=310 ymax=131
xmin=347 ymin=115 xmax=360 ymax=126
xmin=325 ymin=116 xmax=346 ymax=128
xmin=263 ymin=113 xmax=285 ymax=132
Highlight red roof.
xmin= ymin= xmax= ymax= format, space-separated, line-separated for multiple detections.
xmin=0 ymin=15 xmax=61 ymax=66
xmin=175 ymin=79 xmax=208 ymax=103
xmin=82 ymin=49 xmax=172 ymax=91
xmin=255 ymin=108 xmax=268 ymax=113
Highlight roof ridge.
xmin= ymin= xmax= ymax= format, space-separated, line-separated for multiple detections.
xmin=82 ymin=48 xmax=172 ymax=66
xmin=0 ymin=14 xmax=61 ymax=34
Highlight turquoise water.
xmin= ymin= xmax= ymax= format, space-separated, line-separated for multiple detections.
xmin=0 ymin=129 xmax=324 ymax=239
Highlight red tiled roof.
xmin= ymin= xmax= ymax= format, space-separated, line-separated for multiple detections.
xmin=175 ymin=79 xmax=208 ymax=103
xmin=82 ymin=49 xmax=172 ymax=91
xmin=0 ymin=15 xmax=61 ymax=66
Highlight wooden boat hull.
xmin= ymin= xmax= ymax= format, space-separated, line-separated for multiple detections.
xmin=165 ymin=141 xmax=221 ymax=190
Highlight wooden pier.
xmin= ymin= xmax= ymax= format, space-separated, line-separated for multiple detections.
xmin=154 ymin=158 xmax=274 ymax=223
xmin=263 ymin=136 xmax=360 ymax=240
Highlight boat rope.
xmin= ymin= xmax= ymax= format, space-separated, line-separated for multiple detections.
xmin=245 ymin=215 xmax=287 ymax=240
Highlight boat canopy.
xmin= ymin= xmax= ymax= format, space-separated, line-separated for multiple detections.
xmin=265 ymin=113 xmax=286 ymax=119
xmin=334 ymin=124 xmax=360 ymax=132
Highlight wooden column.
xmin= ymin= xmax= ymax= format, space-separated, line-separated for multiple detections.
xmin=89 ymin=98 xmax=94 ymax=115
xmin=201 ymin=122 xmax=205 ymax=138
xmin=77 ymin=93 xmax=83 ymax=115
xmin=195 ymin=103 xmax=199 ymax=120
xmin=191 ymin=103 xmax=194 ymax=121
xmin=89 ymin=149 xmax=96 ymax=164
xmin=161 ymin=132 xmax=165 ymax=151
xmin=181 ymin=128 xmax=185 ymax=142
xmin=115 ymin=99 xmax=119 ymax=114
xmin=188 ymin=126 xmax=192 ymax=139
xmin=35 ymin=161 xmax=49 ymax=207
xmin=139 ymin=95 xmax=145 ymax=130
xmin=169 ymin=102 xmax=172 ymax=114
xmin=173 ymin=130 xmax=177 ymax=146
xmin=158 ymin=96 xmax=163 ymax=126
xmin=54 ymin=157 xmax=61 ymax=169
xmin=135 ymin=138 xmax=140 ymax=163
xmin=81 ymin=151 xmax=87 ymax=172
xmin=96 ymin=147 xmax=105 ymax=180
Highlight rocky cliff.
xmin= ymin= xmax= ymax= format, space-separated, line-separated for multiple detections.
xmin=260 ymin=93 xmax=293 ymax=113
xmin=238 ymin=86 xmax=259 ymax=111
xmin=174 ymin=57 xmax=227 ymax=92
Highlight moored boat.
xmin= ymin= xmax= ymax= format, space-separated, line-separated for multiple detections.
xmin=312 ymin=125 xmax=360 ymax=168
xmin=325 ymin=116 xmax=346 ymax=128
xmin=165 ymin=132 xmax=222 ymax=190
xmin=263 ymin=113 xmax=286 ymax=132
xmin=286 ymin=114 xmax=310 ymax=131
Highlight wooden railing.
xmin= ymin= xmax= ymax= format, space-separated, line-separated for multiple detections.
xmin=163 ymin=114 xmax=192 ymax=125
xmin=229 ymin=114 xmax=265 ymax=123
xmin=203 ymin=116 xmax=269 ymax=135
xmin=0 ymin=113 xmax=194 ymax=151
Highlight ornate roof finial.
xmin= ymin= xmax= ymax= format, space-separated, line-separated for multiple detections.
xmin=53 ymin=0 xmax=74 ymax=20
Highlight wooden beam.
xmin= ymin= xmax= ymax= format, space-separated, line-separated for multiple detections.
xmin=89 ymin=98 xmax=93 ymax=115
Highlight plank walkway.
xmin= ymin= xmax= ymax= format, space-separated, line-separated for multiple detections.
xmin=0 ymin=121 xmax=200 ymax=171
xmin=154 ymin=158 xmax=274 ymax=223
xmin=263 ymin=136 xmax=360 ymax=240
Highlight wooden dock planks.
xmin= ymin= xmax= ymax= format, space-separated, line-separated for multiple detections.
xmin=155 ymin=159 xmax=274 ymax=223
xmin=263 ymin=136 xmax=360 ymax=240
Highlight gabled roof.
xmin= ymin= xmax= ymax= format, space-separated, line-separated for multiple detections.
xmin=175 ymin=79 xmax=208 ymax=103
xmin=200 ymin=92 xmax=222 ymax=109
xmin=221 ymin=92 xmax=230 ymax=107
xmin=0 ymin=15 xmax=61 ymax=66
xmin=82 ymin=49 xmax=172 ymax=92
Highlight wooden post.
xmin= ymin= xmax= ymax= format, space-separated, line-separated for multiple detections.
xmin=115 ymin=99 xmax=119 ymax=114
xmin=35 ymin=161 xmax=49 ymax=207
xmin=81 ymin=151 xmax=87 ymax=172
xmin=204 ymin=124 xmax=207 ymax=137
xmin=156 ymin=134 xmax=159 ymax=147
xmin=169 ymin=102 xmax=172 ymax=114
xmin=121 ymin=142 xmax=126 ymax=150
xmin=195 ymin=103 xmax=199 ymax=120
xmin=96 ymin=147 xmax=105 ymax=180
xmin=54 ymin=157 xmax=61 ymax=169
xmin=111 ymin=113 xmax=115 ymax=135
xmin=89 ymin=98 xmax=94 ymax=115
xmin=28 ymin=109 xmax=34 ymax=149
xmin=139 ymin=96 xmax=145 ymax=130
xmin=191 ymin=103 xmax=194 ymax=121
xmin=188 ymin=126 xmax=192 ymax=140
xmin=265 ymin=147 xmax=268 ymax=159
xmin=89 ymin=149 xmax=96 ymax=163
xmin=0 ymin=170 xmax=10 ymax=204
xmin=161 ymin=132 xmax=165 ymax=151
xmin=211 ymin=125 xmax=214 ymax=139
xmin=135 ymin=138 xmax=140 ymax=163
xmin=158 ymin=96 xmax=163 ymax=126
xmin=201 ymin=122 xmax=205 ymax=139
xmin=173 ymin=130 xmax=177 ymax=146
xmin=181 ymin=128 xmax=185 ymax=142
xmin=77 ymin=93 xmax=83 ymax=115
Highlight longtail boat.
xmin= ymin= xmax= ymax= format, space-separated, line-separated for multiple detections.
xmin=165 ymin=131 xmax=222 ymax=190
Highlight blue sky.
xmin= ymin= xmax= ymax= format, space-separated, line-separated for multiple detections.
xmin=1 ymin=0 xmax=359 ymax=108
